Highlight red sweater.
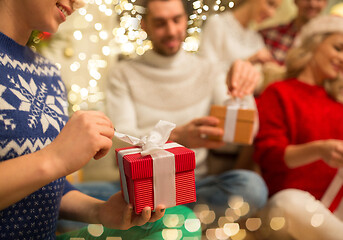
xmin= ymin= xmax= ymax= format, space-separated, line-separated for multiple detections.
xmin=254 ymin=78 xmax=343 ymax=199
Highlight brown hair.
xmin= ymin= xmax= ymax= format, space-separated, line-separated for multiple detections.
xmin=141 ymin=0 xmax=187 ymax=17
xmin=232 ymin=0 xmax=248 ymax=9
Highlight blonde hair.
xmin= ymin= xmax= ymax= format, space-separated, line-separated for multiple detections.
xmin=287 ymin=15 xmax=343 ymax=78
xmin=285 ymin=33 xmax=330 ymax=79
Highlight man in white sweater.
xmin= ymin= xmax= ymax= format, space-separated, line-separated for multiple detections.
xmin=107 ymin=0 xmax=268 ymax=218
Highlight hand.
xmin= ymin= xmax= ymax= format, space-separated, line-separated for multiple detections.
xmin=45 ymin=111 xmax=114 ymax=176
xmin=170 ymin=116 xmax=226 ymax=149
xmin=319 ymin=139 xmax=343 ymax=168
xmin=248 ymin=48 xmax=275 ymax=64
xmin=227 ymin=60 xmax=260 ymax=98
xmin=97 ymin=192 xmax=165 ymax=230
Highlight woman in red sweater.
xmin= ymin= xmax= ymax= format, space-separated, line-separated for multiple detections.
xmin=254 ymin=15 xmax=343 ymax=239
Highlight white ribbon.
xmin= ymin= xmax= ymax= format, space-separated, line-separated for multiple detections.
xmin=223 ymin=98 xmax=250 ymax=142
xmin=321 ymin=168 xmax=343 ymax=219
xmin=115 ymin=120 xmax=178 ymax=209
xmin=223 ymin=105 xmax=239 ymax=142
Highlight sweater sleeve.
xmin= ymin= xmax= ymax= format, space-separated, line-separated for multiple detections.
xmin=63 ymin=180 xmax=78 ymax=196
xmin=254 ymin=85 xmax=290 ymax=173
xmin=198 ymin=15 xmax=223 ymax=64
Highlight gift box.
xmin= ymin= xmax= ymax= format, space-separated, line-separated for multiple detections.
xmin=209 ymin=105 xmax=255 ymax=144
xmin=321 ymin=169 xmax=343 ymax=220
xmin=114 ymin=121 xmax=196 ymax=214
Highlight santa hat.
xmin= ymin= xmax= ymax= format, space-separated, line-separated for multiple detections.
xmin=293 ymin=14 xmax=343 ymax=47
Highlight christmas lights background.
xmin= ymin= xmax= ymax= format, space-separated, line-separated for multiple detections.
xmin=32 ymin=0 xmax=342 ymax=239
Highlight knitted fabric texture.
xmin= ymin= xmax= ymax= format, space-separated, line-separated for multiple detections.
xmin=0 ymin=32 xmax=75 ymax=240
xmin=294 ymin=15 xmax=343 ymax=47
xmin=254 ymin=79 xmax=343 ymax=199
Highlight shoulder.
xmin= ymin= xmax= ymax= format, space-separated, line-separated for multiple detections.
xmin=204 ymin=12 xmax=229 ymax=28
xmin=260 ymin=21 xmax=295 ymax=36
xmin=261 ymin=79 xmax=298 ymax=98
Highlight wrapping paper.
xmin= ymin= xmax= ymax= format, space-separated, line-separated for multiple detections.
xmin=321 ymin=168 xmax=343 ymax=219
xmin=209 ymin=99 xmax=255 ymax=144
xmin=115 ymin=120 xmax=196 ymax=213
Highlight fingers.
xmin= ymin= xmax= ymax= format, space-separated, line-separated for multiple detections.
xmin=197 ymin=124 xmax=223 ymax=137
xmin=133 ymin=207 xmax=152 ymax=226
xmin=197 ymin=126 xmax=226 ymax=149
xmin=229 ymin=60 xmax=260 ymax=98
xmin=228 ymin=60 xmax=244 ymax=93
xmin=238 ymin=67 xmax=260 ymax=97
xmin=97 ymin=124 xmax=115 ymax=139
xmin=329 ymin=149 xmax=343 ymax=168
xmin=121 ymin=204 xmax=134 ymax=229
xmin=149 ymin=205 xmax=166 ymax=222
xmin=192 ymin=116 xmax=220 ymax=127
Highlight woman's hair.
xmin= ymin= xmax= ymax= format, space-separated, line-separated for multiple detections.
xmin=286 ymin=15 xmax=343 ymax=78
xmin=285 ymin=33 xmax=330 ymax=79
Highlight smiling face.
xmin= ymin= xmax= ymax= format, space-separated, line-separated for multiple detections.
xmin=141 ymin=0 xmax=188 ymax=56
xmin=33 ymin=0 xmax=74 ymax=33
xmin=309 ymin=33 xmax=343 ymax=84
xmin=16 ymin=0 xmax=75 ymax=34
xmin=325 ymin=73 xmax=343 ymax=104
xmin=294 ymin=0 xmax=327 ymax=23
xmin=0 ymin=0 xmax=76 ymax=45
xmin=250 ymin=0 xmax=282 ymax=23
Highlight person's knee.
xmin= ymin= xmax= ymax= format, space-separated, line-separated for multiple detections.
xmin=222 ymin=170 xmax=268 ymax=209
xmin=269 ymin=189 xmax=313 ymax=218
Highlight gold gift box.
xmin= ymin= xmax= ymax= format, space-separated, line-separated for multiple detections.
xmin=209 ymin=105 xmax=255 ymax=144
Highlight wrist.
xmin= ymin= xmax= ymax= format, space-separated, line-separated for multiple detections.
xmin=91 ymin=201 xmax=103 ymax=224
xmin=312 ymin=140 xmax=325 ymax=159
xmin=39 ymin=144 xmax=68 ymax=179
xmin=169 ymin=128 xmax=180 ymax=143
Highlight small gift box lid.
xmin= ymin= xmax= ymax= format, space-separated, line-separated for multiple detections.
xmin=209 ymin=105 xmax=255 ymax=144
xmin=210 ymin=105 xmax=255 ymax=123
xmin=115 ymin=142 xmax=196 ymax=180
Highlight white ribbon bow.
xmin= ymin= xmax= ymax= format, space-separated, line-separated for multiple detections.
xmin=114 ymin=120 xmax=176 ymax=156
xmin=115 ymin=120 xmax=178 ymax=210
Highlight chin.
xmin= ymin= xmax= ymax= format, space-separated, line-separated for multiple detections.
xmin=160 ymin=47 xmax=181 ymax=56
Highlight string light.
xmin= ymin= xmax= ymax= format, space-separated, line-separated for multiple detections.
xmin=49 ymin=0 xmax=238 ymax=113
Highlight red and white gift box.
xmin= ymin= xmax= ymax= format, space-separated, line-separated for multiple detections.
xmin=114 ymin=121 xmax=197 ymax=214
xmin=321 ymin=169 xmax=343 ymax=220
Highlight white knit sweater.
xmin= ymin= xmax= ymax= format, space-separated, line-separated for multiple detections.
xmin=198 ymin=11 xmax=265 ymax=71
xmin=106 ymin=49 xmax=232 ymax=176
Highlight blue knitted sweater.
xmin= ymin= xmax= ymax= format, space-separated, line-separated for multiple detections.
xmin=0 ymin=32 xmax=76 ymax=239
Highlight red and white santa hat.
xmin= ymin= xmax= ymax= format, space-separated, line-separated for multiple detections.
xmin=293 ymin=14 xmax=343 ymax=47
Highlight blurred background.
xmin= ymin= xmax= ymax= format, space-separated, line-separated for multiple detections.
xmin=29 ymin=0 xmax=343 ymax=182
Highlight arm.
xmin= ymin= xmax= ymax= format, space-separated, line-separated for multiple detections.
xmin=0 ymin=111 xmax=114 ymax=210
xmin=247 ymin=48 xmax=275 ymax=64
xmin=59 ymin=190 xmax=165 ymax=230
xmin=198 ymin=15 xmax=223 ymax=64
xmin=255 ymin=86 xmax=343 ymax=170
xmin=285 ymin=140 xmax=343 ymax=169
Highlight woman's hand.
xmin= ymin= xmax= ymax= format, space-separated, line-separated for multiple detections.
xmin=319 ymin=139 xmax=343 ymax=168
xmin=227 ymin=60 xmax=260 ymax=98
xmin=44 ymin=110 xmax=114 ymax=176
xmin=98 ymin=192 xmax=165 ymax=230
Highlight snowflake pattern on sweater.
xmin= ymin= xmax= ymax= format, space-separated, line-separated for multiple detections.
xmin=0 ymin=32 xmax=75 ymax=240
